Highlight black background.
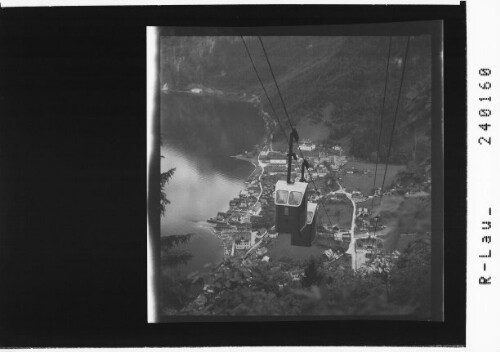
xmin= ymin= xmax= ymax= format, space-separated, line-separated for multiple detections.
xmin=0 ymin=4 xmax=466 ymax=347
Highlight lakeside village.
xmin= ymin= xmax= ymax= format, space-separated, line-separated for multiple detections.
xmin=193 ymin=89 xmax=432 ymax=274
xmin=206 ymin=138 xmax=398 ymax=268
xmin=207 ymin=140 xmax=348 ymax=256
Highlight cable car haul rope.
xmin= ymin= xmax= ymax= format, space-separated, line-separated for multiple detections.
xmin=239 ymin=35 xmax=412 ymax=248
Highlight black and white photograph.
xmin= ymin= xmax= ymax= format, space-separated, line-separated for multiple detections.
xmin=157 ymin=26 xmax=443 ymax=320
xmin=2 ymin=1 xmax=483 ymax=348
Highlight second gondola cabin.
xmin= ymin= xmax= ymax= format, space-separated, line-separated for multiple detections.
xmin=291 ymin=202 xmax=318 ymax=247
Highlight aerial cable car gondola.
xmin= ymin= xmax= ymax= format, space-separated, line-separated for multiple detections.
xmin=274 ymin=129 xmax=318 ymax=247
xmin=239 ymin=35 xmax=320 ymax=246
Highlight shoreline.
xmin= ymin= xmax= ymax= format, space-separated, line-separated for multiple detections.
xmin=208 ymin=99 xmax=273 ymax=261
xmin=230 ymin=154 xmax=260 ymax=178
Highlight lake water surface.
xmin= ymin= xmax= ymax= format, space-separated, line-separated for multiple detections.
xmin=160 ymin=93 xmax=265 ymax=275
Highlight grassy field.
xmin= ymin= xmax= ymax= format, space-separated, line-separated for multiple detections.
xmin=317 ymin=200 xmax=353 ymax=230
xmin=314 ymin=237 xmax=347 ymax=252
xmin=357 ymin=195 xmax=405 ymax=217
xmin=394 ymin=232 xmax=430 ymax=252
xmin=313 ymin=176 xmax=339 ymax=193
xmin=341 ymin=160 xmax=406 ymax=195
xmin=357 ymin=195 xmax=431 ymax=252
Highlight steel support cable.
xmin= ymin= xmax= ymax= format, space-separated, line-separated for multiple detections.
xmin=242 ymin=36 xmax=305 ymax=180
xmin=240 ymin=36 xmax=289 ymax=143
xmin=241 ymin=36 xmax=302 ymax=201
xmin=258 ymin=36 xmax=335 ymax=228
xmin=372 ymin=36 xmax=412 ymax=237
xmin=257 ymin=36 xmax=295 ymax=131
xmin=259 ymin=36 xmax=335 ymax=227
xmin=370 ymin=36 xmax=393 ymax=212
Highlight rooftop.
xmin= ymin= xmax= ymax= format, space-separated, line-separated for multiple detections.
xmin=267 ymin=151 xmax=287 ymax=159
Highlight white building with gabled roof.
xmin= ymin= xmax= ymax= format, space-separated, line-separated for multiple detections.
xmin=299 ymin=139 xmax=316 ymax=151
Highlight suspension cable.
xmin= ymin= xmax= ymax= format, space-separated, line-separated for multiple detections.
xmin=372 ymin=36 xmax=412 ymax=237
xmin=257 ymin=36 xmax=295 ymax=131
xmin=370 ymin=36 xmax=393 ymax=212
xmin=241 ymin=37 xmax=302 ymax=199
xmin=240 ymin=36 xmax=289 ymax=144
xmin=257 ymin=36 xmax=335 ymax=228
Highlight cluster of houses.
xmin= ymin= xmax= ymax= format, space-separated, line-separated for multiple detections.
xmin=206 ymin=139 xmax=354 ymax=263
xmin=357 ymin=207 xmax=370 ymax=217
xmin=234 ymin=232 xmax=252 ymax=250
xmin=351 ymin=190 xmax=368 ymax=203
xmin=262 ymin=153 xmax=345 ymax=187
xmin=301 ymin=146 xmax=346 ymax=171
xmin=377 ymin=176 xmax=431 ymax=198
xmin=355 ymin=236 xmax=384 ymax=267
xmin=302 ymin=163 xmax=328 ymax=180
xmin=265 ymin=164 xmax=290 ymax=175
xmin=264 ymin=142 xmax=346 ymax=178
xmin=208 ymin=181 xmax=264 ymax=256
xmin=298 ymin=139 xmax=316 ymax=151
xmin=323 ymin=248 xmax=344 ymax=261
xmin=331 ymin=145 xmax=343 ymax=154
xmin=208 ymin=152 xmax=285 ymax=258
xmin=356 ymin=237 xmax=383 ymax=251
xmin=316 ymin=223 xmax=351 ymax=242
xmin=214 ymin=224 xmax=255 ymax=256
xmin=229 ymin=197 xmax=250 ymax=210
xmin=354 ymin=207 xmax=387 ymax=234
xmin=262 ymin=151 xmax=288 ymax=175
xmin=265 ymin=151 xmax=287 ymax=164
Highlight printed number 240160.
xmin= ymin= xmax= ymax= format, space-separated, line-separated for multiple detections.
xmin=478 ymin=68 xmax=492 ymax=145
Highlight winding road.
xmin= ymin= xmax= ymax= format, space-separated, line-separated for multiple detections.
xmin=330 ymin=181 xmax=358 ymax=270
xmin=256 ymin=149 xmax=267 ymax=201
xmin=331 ymin=180 xmax=384 ymax=270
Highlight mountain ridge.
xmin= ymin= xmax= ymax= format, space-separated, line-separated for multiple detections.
xmin=160 ymin=36 xmax=432 ymax=164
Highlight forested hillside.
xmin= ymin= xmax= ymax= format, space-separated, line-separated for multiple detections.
xmin=160 ymin=36 xmax=432 ymax=164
